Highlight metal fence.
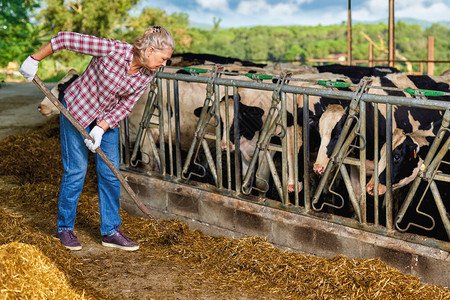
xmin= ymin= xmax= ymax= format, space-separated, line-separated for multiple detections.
xmin=120 ymin=67 xmax=450 ymax=252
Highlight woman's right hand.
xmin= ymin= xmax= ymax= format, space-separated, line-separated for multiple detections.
xmin=19 ymin=56 xmax=40 ymax=81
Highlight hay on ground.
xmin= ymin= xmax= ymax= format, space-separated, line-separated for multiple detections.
xmin=0 ymin=242 xmax=85 ymax=299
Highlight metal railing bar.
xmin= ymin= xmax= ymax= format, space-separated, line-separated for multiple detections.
xmin=385 ymin=103 xmax=393 ymax=229
xmin=155 ymin=72 xmax=450 ymax=111
xmin=233 ymin=87 xmax=242 ymax=194
xmin=373 ymin=102 xmax=380 ymax=226
xmin=156 ymin=78 xmax=166 ymax=175
xmin=166 ymin=79 xmax=174 ymax=176
xmin=302 ymin=94 xmax=311 ymax=211
xmin=173 ymin=80 xmax=182 ymax=178
xmin=359 ymin=100 xmax=367 ymax=223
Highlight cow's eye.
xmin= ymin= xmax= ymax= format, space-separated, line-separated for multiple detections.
xmin=393 ymin=154 xmax=401 ymax=162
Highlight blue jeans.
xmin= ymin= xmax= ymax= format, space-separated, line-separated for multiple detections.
xmin=57 ymin=100 xmax=121 ymax=236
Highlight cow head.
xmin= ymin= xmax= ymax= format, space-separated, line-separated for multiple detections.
xmin=313 ymin=104 xmax=348 ymax=175
xmin=193 ymin=93 xmax=265 ymax=152
xmin=38 ymin=69 xmax=79 ymax=116
xmin=366 ymin=127 xmax=435 ymax=196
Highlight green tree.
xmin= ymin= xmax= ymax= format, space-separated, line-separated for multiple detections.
xmin=0 ymin=0 xmax=41 ymax=66
xmin=117 ymin=8 xmax=190 ymax=52
xmin=285 ymin=45 xmax=307 ymax=61
xmin=39 ymin=0 xmax=140 ymax=37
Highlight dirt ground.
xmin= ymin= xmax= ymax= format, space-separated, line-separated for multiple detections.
xmin=0 ymin=82 xmax=55 ymax=141
xmin=0 ymin=82 xmax=277 ymax=299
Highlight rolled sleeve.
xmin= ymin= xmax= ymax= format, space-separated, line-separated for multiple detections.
xmin=101 ymin=88 xmax=148 ymax=129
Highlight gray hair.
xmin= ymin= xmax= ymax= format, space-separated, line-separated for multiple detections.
xmin=133 ymin=25 xmax=175 ymax=65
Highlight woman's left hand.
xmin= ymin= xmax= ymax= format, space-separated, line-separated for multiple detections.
xmin=84 ymin=125 xmax=105 ymax=152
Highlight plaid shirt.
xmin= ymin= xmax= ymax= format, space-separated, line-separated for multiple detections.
xmin=51 ymin=32 xmax=153 ymax=129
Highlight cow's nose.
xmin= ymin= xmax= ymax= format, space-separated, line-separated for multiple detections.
xmin=38 ymin=105 xmax=42 ymax=112
xmin=366 ymin=183 xmax=375 ymax=196
xmin=366 ymin=183 xmax=386 ymax=196
xmin=313 ymin=165 xmax=325 ymax=175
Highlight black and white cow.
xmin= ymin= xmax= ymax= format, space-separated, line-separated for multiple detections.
xmin=366 ymin=122 xmax=450 ymax=241
xmin=316 ymin=64 xmax=400 ymax=83
xmin=366 ymin=123 xmax=440 ymax=196
xmin=313 ymin=73 xmax=450 ymax=177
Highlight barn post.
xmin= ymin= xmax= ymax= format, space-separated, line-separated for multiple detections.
xmin=347 ymin=0 xmax=352 ymax=66
xmin=388 ymin=0 xmax=395 ymax=68
xmin=427 ymin=36 xmax=435 ymax=75
xmin=368 ymin=44 xmax=374 ymax=67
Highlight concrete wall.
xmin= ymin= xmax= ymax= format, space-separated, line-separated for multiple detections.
xmin=120 ymin=170 xmax=450 ymax=288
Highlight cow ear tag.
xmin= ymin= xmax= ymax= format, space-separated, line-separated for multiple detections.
xmin=413 ymin=149 xmax=417 ymax=159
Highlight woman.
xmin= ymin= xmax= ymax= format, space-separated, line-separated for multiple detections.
xmin=19 ymin=26 xmax=175 ymax=251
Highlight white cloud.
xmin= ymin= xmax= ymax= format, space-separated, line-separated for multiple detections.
xmin=196 ymin=0 xmax=229 ymax=12
xmin=236 ymin=0 xmax=270 ymax=14
xmin=354 ymin=0 xmax=449 ymax=22
xmin=139 ymin=0 xmax=450 ymax=28
xmin=396 ymin=0 xmax=449 ymax=21
xmin=234 ymin=0 xmax=308 ymax=25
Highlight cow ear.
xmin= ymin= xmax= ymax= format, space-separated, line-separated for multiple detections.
xmin=220 ymin=95 xmax=234 ymax=102
xmin=193 ymin=106 xmax=203 ymax=117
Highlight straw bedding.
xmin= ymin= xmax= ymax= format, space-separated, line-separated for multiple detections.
xmin=0 ymin=242 xmax=85 ymax=299
xmin=0 ymin=116 xmax=449 ymax=299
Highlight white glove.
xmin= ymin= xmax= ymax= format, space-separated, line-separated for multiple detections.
xmin=19 ymin=56 xmax=40 ymax=81
xmin=84 ymin=125 xmax=105 ymax=152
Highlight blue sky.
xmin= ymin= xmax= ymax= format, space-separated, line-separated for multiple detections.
xmin=136 ymin=0 xmax=449 ymax=28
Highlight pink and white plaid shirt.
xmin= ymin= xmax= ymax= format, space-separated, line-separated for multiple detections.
xmin=51 ymin=31 xmax=154 ymax=129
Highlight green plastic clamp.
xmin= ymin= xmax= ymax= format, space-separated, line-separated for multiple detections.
xmin=183 ymin=67 xmax=209 ymax=74
xmin=317 ymin=80 xmax=352 ymax=88
xmin=244 ymin=73 xmax=274 ymax=80
xmin=404 ymin=88 xmax=447 ymax=97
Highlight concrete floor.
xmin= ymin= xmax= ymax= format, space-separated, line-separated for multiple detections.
xmin=0 ymin=82 xmax=55 ymax=141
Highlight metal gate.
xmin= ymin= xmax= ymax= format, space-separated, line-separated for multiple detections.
xmin=120 ymin=66 xmax=450 ymax=252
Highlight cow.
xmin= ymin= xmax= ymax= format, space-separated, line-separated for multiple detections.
xmin=366 ymin=124 xmax=439 ymax=196
xmin=169 ymin=52 xmax=267 ymax=68
xmin=366 ymin=122 xmax=450 ymax=241
xmin=264 ymin=63 xmax=319 ymax=75
xmin=315 ymin=64 xmax=400 ymax=83
xmin=38 ymin=68 xmax=79 ymax=116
